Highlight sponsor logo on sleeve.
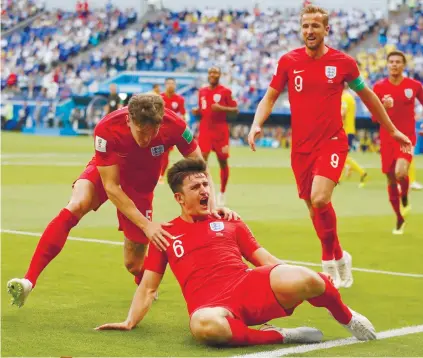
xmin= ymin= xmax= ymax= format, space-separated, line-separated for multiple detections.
xmin=95 ymin=136 xmax=107 ymax=152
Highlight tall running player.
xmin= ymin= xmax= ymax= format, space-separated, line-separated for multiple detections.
xmin=96 ymin=158 xmax=376 ymax=344
xmin=341 ymin=85 xmax=368 ymax=187
xmin=192 ymin=66 xmax=239 ymax=207
xmin=373 ymin=51 xmax=423 ymax=234
xmin=248 ymin=6 xmax=412 ymax=288
xmin=7 ymin=94 xmax=236 ymax=308
xmin=160 ymin=77 xmax=187 ymax=183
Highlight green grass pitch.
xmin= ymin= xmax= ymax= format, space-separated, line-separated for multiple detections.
xmin=2 ymin=132 xmax=423 ymax=356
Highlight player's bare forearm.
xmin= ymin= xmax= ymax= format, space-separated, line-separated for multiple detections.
xmin=98 ymin=166 xmax=150 ymax=231
xmin=252 ymin=88 xmax=279 ymax=127
xmin=358 ymin=87 xmax=396 ymax=134
xmin=251 ymin=248 xmax=285 ymax=267
xmin=126 ymin=271 xmax=163 ymax=328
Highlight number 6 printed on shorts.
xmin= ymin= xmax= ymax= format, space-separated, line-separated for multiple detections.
xmin=330 ymin=153 xmax=340 ymax=168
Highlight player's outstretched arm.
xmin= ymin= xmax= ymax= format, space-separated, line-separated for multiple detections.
xmin=95 ymin=270 xmax=163 ymax=331
xmin=248 ymin=87 xmax=280 ymax=151
xmin=357 ymin=87 xmax=412 ymax=153
xmin=97 ymin=165 xmax=172 ymax=251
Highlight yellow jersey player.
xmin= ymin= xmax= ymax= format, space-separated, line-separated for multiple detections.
xmin=342 ymin=85 xmax=368 ymax=187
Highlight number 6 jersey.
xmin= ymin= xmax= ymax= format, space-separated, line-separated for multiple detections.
xmin=270 ymin=47 xmax=364 ymax=153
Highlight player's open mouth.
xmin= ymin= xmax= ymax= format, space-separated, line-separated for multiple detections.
xmin=307 ymin=36 xmax=316 ymax=41
xmin=200 ymin=197 xmax=209 ymax=207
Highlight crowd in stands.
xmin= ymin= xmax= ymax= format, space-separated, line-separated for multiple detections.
xmin=1 ymin=0 xmax=45 ymax=31
xmin=1 ymin=1 xmax=137 ymax=100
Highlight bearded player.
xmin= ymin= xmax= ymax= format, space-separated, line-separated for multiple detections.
xmin=248 ymin=5 xmax=412 ymax=288
xmin=192 ymin=66 xmax=239 ymax=207
xmin=96 ymin=158 xmax=376 ymax=345
xmin=373 ymin=51 xmax=423 ymax=235
xmin=7 ymin=94 xmax=236 ymax=308
xmin=160 ymin=77 xmax=187 ymax=183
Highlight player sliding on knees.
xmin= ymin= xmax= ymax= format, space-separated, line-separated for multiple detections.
xmin=247 ymin=5 xmax=412 ymax=288
xmin=96 ymin=158 xmax=376 ymax=345
xmin=7 ymin=94 xmax=237 ymax=308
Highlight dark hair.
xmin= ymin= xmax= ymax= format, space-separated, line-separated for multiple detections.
xmin=128 ymin=93 xmax=164 ymax=127
xmin=153 ymin=84 xmax=160 ymax=88
xmin=387 ymin=50 xmax=407 ymax=64
xmin=167 ymin=158 xmax=207 ymax=193
xmin=165 ymin=77 xmax=176 ymax=82
xmin=300 ymin=5 xmax=329 ymax=26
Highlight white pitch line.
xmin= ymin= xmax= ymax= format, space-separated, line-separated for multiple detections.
xmin=2 ymin=229 xmax=423 ymax=279
xmin=233 ymin=324 xmax=423 ymax=358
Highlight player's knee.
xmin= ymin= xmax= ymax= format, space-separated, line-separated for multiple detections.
xmin=190 ymin=312 xmax=225 ymax=345
xmin=301 ymin=269 xmax=326 ymax=298
xmin=310 ymin=194 xmax=328 ymax=209
xmin=395 ymin=171 xmax=407 ymax=182
xmin=66 ymin=198 xmax=92 ymax=218
xmin=124 ymin=260 xmax=143 ymax=276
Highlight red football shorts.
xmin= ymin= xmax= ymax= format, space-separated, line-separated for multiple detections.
xmin=380 ymin=141 xmax=413 ymax=174
xmin=192 ymin=265 xmax=294 ymax=326
xmin=291 ymin=138 xmax=348 ymax=200
xmin=75 ymin=161 xmax=152 ymax=244
xmin=198 ymin=124 xmax=230 ymax=160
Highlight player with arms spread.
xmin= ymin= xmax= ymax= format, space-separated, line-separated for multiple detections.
xmin=373 ymin=51 xmax=423 ymax=234
xmin=160 ymin=77 xmax=187 ymax=183
xmin=192 ymin=66 xmax=239 ymax=207
xmin=248 ymin=5 xmax=412 ymax=288
xmin=7 ymin=94 xmax=236 ymax=308
xmin=96 ymin=158 xmax=376 ymax=345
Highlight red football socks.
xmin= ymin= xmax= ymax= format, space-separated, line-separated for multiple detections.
xmin=161 ymin=150 xmax=170 ymax=177
xmin=25 ymin=208 xmax=79 ymax=287
xmin=399 ymin=176 xmax=409 ymax=207
xmin=312 ymin=203 xmax=341 ymax=261
xmin=220 ymin=166 xmax=229 ymax=194
xmin=226 ymin=317 xmax=283 ymax=346
xmin=134 ymin=268 xmax=145 ymax=285
xmin=308 ymin=273 xmax=352 ymax=325
xmin=388 ymin=184 xmax=403 ymax=221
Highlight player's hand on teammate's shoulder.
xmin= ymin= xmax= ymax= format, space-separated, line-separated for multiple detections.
xmin=144 ymin=221 xmax=173 ymax=251
xmin=391 ymin=129 xmax=412 ymax=154
xmin=191 ymin=107 xmax=200 ymax=116
xmin=247 ymin=125 xmax=262 ymax=152
xmin=382 ymin=95 xmax=394 ymax=109
xmin=95 ymin=320 xmax=133 ymax=331
xmin=212 ymin=207 xmax=240 ymax=221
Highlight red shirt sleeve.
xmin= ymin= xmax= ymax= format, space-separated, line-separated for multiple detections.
xmin=269 ymin=55 xmax=289 ymax=93
xmin=224 ymin=88 xmax=237 ymax=107
xmin=94 ymin=123 xmax=119 ymax=166
xmin=416 ymin=82 xmax=423 ymax=105
xmin=179 ymin=96 xmax=186 ymax=115
xmin=143 ymin=243 xmax=168 ymax=274
xmin=344 ymin=55 xmax=361 ymax=83
xmin=173 ymin=117 xmax=198 ymax=156
xmin=236 ymin=220 xmax=261 ymax=262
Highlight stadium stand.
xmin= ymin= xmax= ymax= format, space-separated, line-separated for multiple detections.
xmin=1 ymin=0 xmax=45 ymax=31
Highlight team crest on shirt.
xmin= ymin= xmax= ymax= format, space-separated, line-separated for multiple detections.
xmin=404 ymin=88 xmax=413 ymax=99
xmin=213 ymin=94 xmax=221 ymax=103
xmin=325 ymin=66 xmax=337 ymax=79
xmin=171 ymin=101 xmax=178 ymax=109
xmin=151 ymin=145 xmax=164 ymax=157
xmin=210 ymin=221 xmax=224 ymax=232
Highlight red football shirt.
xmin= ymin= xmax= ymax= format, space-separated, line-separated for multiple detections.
xmin=373 ymin=77 xmax=423 ymax=146
xmin=93 ymin=107 xmax=197 ymax=194
xmin=198 ymin=85 xmax=237 ymax=128
xmin=270 ymin=47 xmax=361 ymax=153
xmin=144 ymin=216 xmax=261 ymax=314
xmin=161 ymin=92 xmax=186 ymax=116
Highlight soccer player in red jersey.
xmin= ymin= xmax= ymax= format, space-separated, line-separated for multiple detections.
xmin=7 ymin=94 xmax=236 ymax=308
xmin=373 ymin=51 xmax=423 ymax=235
xmin=192 ymin=66 xmax=239 ymax=207
xmin=247 ymin=5 xmax=412 ymax=288
xmin=160 ymin=77 xmax=187 ymax=183
xmin=96 ymin=158 xmax=376 ymax=344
